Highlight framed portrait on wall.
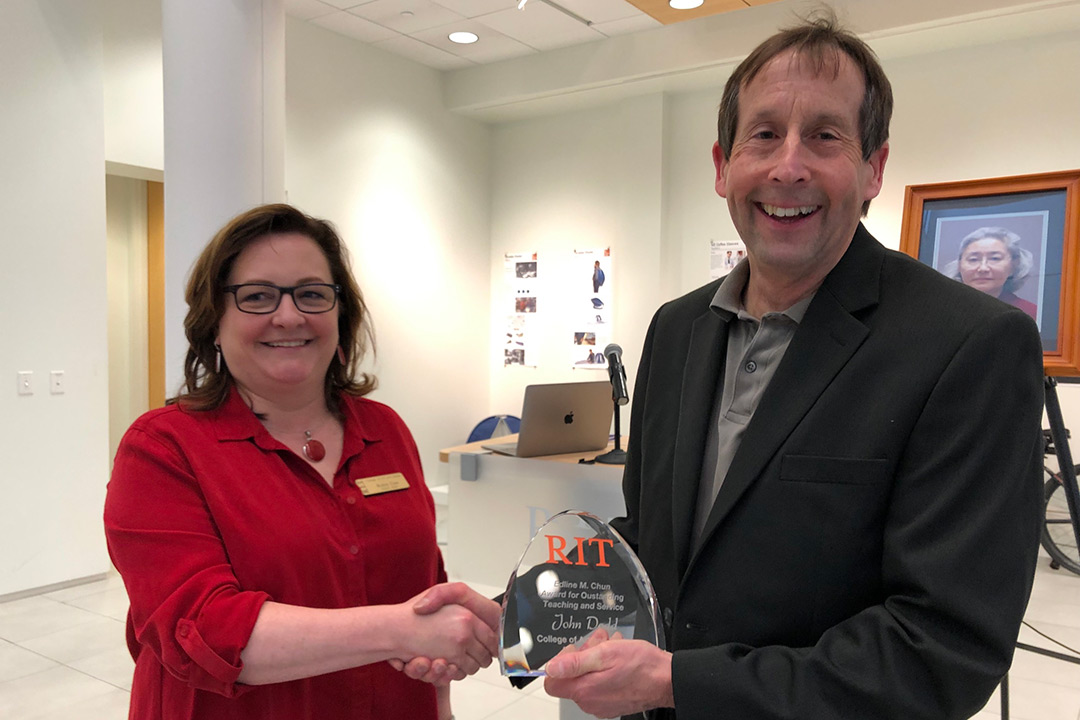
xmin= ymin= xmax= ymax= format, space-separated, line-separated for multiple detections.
xmin=900 ymin=170 xmax=1080 ymax=377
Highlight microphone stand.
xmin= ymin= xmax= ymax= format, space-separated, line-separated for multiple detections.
xmin=595 ymin=396 xmax=627 ymax=465
xmin=596 ymin=399 xmax=630 ymax=468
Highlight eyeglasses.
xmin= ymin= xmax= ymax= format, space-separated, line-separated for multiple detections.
xmin=223 ymin=283 xmax=342 ymax=314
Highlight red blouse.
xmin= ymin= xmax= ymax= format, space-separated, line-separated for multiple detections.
xmin=105 ymin=390 xmax=445 ymax=719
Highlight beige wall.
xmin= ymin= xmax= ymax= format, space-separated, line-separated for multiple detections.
xmin=106 ymin=175 xmax=150 ymax=464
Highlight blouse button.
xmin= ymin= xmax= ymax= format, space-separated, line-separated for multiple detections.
xmin=744 ymin=360 xmax=757 ymax=373
xmin=349 ymin=545 xmax=359 ymax=555
xmin=347 ymin=496 xmax=357 ymax=505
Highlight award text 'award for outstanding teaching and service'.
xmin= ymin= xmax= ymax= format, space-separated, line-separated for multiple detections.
xmin=498 ymin=510 xmax=665 ymax=677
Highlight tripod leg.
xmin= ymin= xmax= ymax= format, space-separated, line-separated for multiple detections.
xmin=1045 ymin=377 xmax=1080 ymax=560
xmin=1000 ymin=672 xmax=1009 ymax=720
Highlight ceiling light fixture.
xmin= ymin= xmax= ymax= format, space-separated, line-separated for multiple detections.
xmin=449 ymin=31 xmax=479 ymax=44
xmin=518 ymin=0 xmax=529 ymax=8
xmin=670 ymin=0 xmax=704 ymax=8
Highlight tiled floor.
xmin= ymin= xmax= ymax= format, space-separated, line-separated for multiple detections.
xmin=4 ymin=556 xmax=1080 ymax=719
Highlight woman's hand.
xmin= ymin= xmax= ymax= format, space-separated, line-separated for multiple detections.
xmin=389 ymin=582 xmax=501 ymax=684
xmin=391 ymin=583 xmax=499 ymax=677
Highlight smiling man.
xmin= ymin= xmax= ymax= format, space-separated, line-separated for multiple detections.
xmin=543 ymin=11 xmax=1046 ymax=720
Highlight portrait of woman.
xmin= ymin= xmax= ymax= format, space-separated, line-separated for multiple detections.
xmin=104 ymin=204 xmax=497 ymax=720
xmin=941 ymin=226 xmax=1038 ymax=320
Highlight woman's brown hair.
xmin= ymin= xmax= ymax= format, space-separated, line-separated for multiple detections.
xmin=175 ymin=203 xmax=376 ymax=413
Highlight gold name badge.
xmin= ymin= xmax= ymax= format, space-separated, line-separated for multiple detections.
xmin=355 ymin=472 xmax=410 ymax=496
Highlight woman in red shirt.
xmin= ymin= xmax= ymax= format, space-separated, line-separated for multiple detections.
xmin=105 ymin=204 xmax=497 ymax=719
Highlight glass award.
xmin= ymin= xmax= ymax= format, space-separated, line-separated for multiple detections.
xmin=499 ymin=510 xmax=665 ymax=677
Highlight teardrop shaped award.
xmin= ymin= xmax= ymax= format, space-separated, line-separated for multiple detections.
xmin=499 ymin=510 xmax=665 ymax=677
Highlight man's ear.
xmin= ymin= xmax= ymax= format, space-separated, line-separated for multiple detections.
xmin=712 ymin=141 xmax=728 ymax=198
xmin=862 ymin=142 xmax=889 ymax=203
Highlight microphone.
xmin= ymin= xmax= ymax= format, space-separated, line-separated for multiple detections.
xmin=603 ymin=343 xmax=629 ymax=406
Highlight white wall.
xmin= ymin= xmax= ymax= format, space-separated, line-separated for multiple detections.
xmin=103 ymin=0 xmax=163 ymax=171
xmin=0 ymin=1 xmax=110 ymax=596
xmin=490 ymin=23 xmax=1080 ymax=435
xmin=488 ymin=95 xmax=670 ymax=422
xmin=106 ymin=175 xmax=150 ymax=463
xmin=285 ymin=18 xmax=492 ymax=481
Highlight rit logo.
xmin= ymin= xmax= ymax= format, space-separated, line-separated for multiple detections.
xmin=545 ymin=535 xmax=614 ymax=567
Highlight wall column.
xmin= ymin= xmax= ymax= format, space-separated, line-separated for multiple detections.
xmin=161 ymin=0 xmax=285 ymax=393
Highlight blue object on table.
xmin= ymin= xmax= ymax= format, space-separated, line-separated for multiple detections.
xmin=467 ymin=415 xmax=521 ymax=443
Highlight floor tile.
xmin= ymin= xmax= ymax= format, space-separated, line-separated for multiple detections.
xmin=62 ymin=587 xmax=130 ymax=622
xmin=41 ymin=575 xmax=122 ymax=604
xmin=0 ymin=665 xmax=118 ymax=718
xmin=984 ymin=673 xmax=1080 ymax=720
xmin=483 ymin=692 xmax=560 ymax=720
xmin=449 ymin=673 xmax=521 ymax=719
xmin=68 ymin=646 xmax=135 ymax=691
xmin=0 ymin=639 xmax=59 ymax=683
xmin=18 ymin=615 xmax=126 ymax=665
xmin=0 ymin=598 xmax=103 ymax=644
xmin=32 ymin=688 xmax=130 ymax=720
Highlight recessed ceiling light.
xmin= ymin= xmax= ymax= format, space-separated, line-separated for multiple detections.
xmin=670 ymin=0 xmax=704 ymax=8
xmin=449 ymin=31 xmax=479 ymax=44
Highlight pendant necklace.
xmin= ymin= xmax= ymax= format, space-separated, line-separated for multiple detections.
xmin=303 ymin=430 xmax=326 ymax=462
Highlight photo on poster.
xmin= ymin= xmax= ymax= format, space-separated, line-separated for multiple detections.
xmin=710 ymin=239 xmax=746 ymax=280
xmin=505 ymin=348 xmax=526 ymax=367
xmin=570 ymin=248 xmax=613 ymax=368
xmin=502 ymin=314 xmax=535 ymax=367
xmin=501 ymin=253 xmax=539 ymax=368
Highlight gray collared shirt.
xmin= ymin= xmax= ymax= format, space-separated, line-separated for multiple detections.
xmin=691 ymin=259 xmax=815 ymax=547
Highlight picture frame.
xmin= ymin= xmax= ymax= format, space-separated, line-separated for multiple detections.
xmin=899 ymin=170 xmax=1080 ymax=377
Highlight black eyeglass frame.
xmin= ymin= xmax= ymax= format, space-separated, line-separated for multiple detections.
xmin=223 ymin=283 xmax=343 ymax=315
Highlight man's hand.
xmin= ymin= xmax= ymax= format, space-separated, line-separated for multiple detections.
xmin=388 ymin=582 xmax=501 ymax=685
xmin=543 ymin=629 xmax=675 ymax=719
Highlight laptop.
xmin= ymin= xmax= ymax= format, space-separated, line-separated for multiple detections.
xmin=482 ymin=381 xmax=614 ymax=458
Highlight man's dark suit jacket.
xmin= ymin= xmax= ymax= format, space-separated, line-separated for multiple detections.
xmin=611 ymin=225 xmax=1045 ymax=720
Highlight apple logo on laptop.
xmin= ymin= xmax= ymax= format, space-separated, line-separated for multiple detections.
xmin=564 ymin=412 xmax=574 ymax=425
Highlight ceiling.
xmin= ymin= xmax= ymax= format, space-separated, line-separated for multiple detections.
xmin=281 ymin=0 xmax=778 ymax=70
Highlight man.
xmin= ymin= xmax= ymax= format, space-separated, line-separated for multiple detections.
xmin=540 ymin=12 xmax=1044 ymax=720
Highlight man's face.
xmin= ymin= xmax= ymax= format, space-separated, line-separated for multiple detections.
xmin=713 ymin=49 xmax=888 ymax=282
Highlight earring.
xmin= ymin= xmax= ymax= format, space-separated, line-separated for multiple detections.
xmin=215 ymin=344 xmax=222 ymax=373
xmin=337 ymin=345 xmax=346 ymax=365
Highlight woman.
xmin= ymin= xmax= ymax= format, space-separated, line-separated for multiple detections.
xmin=105 ymin=204 xmax=496 ymax=720
xmin=943 ymin=226 xmax=1038 ymax=320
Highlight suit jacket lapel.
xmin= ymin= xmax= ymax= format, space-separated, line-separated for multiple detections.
xmin=690 ymin=226 xmax=884 ymax=562
xmin=672 ymin=307 xmax=727 ymax=577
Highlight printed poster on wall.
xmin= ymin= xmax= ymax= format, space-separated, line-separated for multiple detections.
xmin=503 ymin=252 xmax=538 ymax=367
xmin=710 ymin=239 xmax=746 ymax=280
xmin=570 ymin=247 xmax=612 ymax=369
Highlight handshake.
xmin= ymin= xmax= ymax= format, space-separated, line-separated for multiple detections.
xmin=387 ymin=582 xmax=501 ymax=685
xmin=387 ymin=582 xmax=674 ymax=718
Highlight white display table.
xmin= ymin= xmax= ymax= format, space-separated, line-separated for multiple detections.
xmin=439 ymin=436 xmax=627 ymax=588
xmin=439 ymin=436 xmax=628 ymax=720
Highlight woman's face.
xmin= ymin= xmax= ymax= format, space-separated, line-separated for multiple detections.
xmin=216 ymin=232 xmax=339 ymax=403
xmin=958 ymin=237 xmax=1013 ymax=298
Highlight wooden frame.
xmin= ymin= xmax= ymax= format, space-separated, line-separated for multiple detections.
xmin=147 ymin=181 xmax=166 ymax=407
xmin=900 ymin=170 xmax=1080 ymax=377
